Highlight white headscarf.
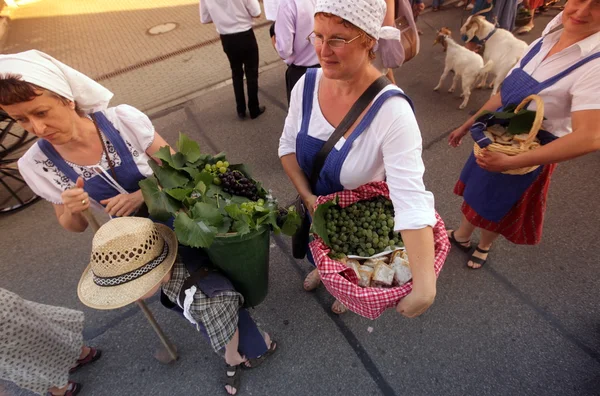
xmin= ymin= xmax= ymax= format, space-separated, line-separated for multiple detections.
xmin=315 ymin=0 xmax=388 ymax=40
xmin=0 ymin=50 xmax=113 ymax=113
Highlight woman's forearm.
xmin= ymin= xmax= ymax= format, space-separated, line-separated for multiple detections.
xmin=400 ymin=227 xmax=436 ymax=292
xmin=512 ymin=130 xmax=600 ymax=168
xmin=280 ymin=154 xmax=313 ymax=200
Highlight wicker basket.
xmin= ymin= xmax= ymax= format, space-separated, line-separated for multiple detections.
xmin=473 ymin=94 xmax=544 ymax=175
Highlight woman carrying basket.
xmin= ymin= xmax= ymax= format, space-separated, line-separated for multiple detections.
xmin=0 ymin=51 xmax=276 ymax=395
xmin=279 ymin=0 xmax=438 ymax=317
xmin=447 ymin=3 xmax=600 ymax=269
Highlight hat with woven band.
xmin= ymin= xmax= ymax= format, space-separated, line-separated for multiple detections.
xmin=78 ymin=217 xmax=178 ymax=310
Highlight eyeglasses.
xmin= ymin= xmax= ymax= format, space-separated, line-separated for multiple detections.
xmin=307 ymin=33 xmax=362 ymax=49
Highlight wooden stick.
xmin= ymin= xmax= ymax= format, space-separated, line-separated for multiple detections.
xmin=83 ymin=209 xmax=178 ymax=362
xmin=137 ymin=300 xmax=178 ymax=362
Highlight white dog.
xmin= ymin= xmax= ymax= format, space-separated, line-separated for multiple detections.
xmin=433 ymin=28 xmax=494 ymax=109
xmin=460 ymin=16 xmax=528 ymax=96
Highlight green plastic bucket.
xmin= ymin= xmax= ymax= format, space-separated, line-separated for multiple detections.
xmin=206 ymin=226 xmax=270 ymax=308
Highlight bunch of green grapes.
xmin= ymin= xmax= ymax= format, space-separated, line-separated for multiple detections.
xmin=239 ymin=199 xmax=265 ymax=215
xmin=204 ymin=160 xmax=230 ymax=185
xmin=325 ymin=196 xmax=402 ymax=257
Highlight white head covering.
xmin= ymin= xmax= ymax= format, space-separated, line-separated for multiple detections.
xmin=315 ymin=0 xmax=388 ymax=39
xmin=0 ymin=50 xmax=113 ymax=113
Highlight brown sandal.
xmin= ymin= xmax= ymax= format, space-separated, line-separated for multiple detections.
xmin=224 ymin=364 xmax=242 ymax=395
xmin=331 ymin=300 xmax=348 ymax=315
xmin=69 ymin=347 xmax=102 ymax=374
xmin=47 ymin=382 xmax=82 ymax=396
xmin=243 ymin=341 xmax=277 ymax=369
xmin=303 ymin=269 xmax=321 ymax=291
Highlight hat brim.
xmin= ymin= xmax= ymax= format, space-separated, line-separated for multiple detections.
xmin=78 ymin=223 xmax=178 ymax=310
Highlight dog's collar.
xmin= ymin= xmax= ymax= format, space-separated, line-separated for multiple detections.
xmin=479 ymin=28 xmax=497 ymax=44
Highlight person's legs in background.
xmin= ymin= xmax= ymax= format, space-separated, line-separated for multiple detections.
xmin=221 ymin=34 xmax=247 ymax=119
xmin=242 ymin=30 xmax=264 ymax=119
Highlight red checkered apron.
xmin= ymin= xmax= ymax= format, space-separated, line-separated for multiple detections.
xmin=308 ymin=181 xmax=451 ymax=320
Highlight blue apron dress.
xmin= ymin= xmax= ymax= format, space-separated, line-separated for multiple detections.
xmin=296 ymin=68 xmax=414 ymax=263
xmin=459 ymin=38 xmax=600 ymax=223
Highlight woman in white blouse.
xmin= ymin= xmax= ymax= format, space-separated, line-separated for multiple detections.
xmin=279 ymin=0 xmax=437 ymax=317
xmin=0 ymin=50 xmax=170 ymax=233
xmin=447 ymin=2 xmax=600 ymax=269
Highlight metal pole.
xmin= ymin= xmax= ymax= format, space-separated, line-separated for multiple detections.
xmin=83 ymin=209 xmax=178 ymax=363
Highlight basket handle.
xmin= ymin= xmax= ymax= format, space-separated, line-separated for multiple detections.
xmin=514 ymin=94 xmax=544 ymax=146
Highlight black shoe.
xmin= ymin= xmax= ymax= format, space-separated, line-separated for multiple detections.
xmin=237 ymin=111 xmax=247 ymax=120
xmin=250 ymin=106 xmax=266 ymax=120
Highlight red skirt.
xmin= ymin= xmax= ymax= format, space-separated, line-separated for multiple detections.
xmin=454 ymin=164 xmax=557 ymax=245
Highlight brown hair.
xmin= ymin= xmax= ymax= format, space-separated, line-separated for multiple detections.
xmin=315 ymin=12 xmax=377 ymax=60
xmin=0 ymin=74 xmax=85 ymax=116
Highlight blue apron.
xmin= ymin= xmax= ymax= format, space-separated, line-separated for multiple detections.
xmin=459 ymin=38 xmax=600 ymax=223
xmin=296 ymin=68 xmax=415 ymax=197
xmin=37 ymin=111 xmax=146 ymax=204
xmin=297 ymin=68 xmax=414 ymax=263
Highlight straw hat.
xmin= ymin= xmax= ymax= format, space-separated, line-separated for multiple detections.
xmin=78 ymin=217 xmax=178 ymax=310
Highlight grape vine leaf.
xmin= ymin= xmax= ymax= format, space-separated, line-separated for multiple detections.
xmin=217 ymin=217 xmax=232 ymax=234
xmin=194 ymin=171 xmax=214 ymax=188
xmin=177 ymin=133 xmax=202 ymax=163
xmin=165 ymin=187 xmax=193 ymax=201
xmin=148 ymin=160 xmax=189 ymax=189
xmin=139 ymin=176 xmax=181 ymax=221
xmin=190 ymin=202 xmax=223 ymax=227
xmin=507 ymin=110 xmax=538 ymax=135
xmin=173 ymin=212 xmax=217 ymax=248
xmin=312 ymin=198 xmax=338 ymax=246
xmin=153 ymin=146 xmax=175 ymax=167
xmin=233 ymin=219 xmax=251 ymax=236
xmin=281 ymin=208 xmax=301 ymax=236
xmin=229 ymin=163 xmax=253 ymax=178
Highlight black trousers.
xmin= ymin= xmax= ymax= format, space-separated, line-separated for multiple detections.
xmin=220 ymin=29 xmax=260 ymax=116
xmin=285 ymin=63 xmax=320 ymax=105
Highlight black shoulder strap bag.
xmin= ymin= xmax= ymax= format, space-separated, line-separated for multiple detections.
xmin=291 ymin=75 xmax=391 ymax=259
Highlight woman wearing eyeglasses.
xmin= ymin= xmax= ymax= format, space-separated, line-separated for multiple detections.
xmin=278 ymin=0 xmax=437 ymax=317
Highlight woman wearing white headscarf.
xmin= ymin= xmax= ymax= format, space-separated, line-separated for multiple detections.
xmin=0 ymin=50 xmax=170 ymax=232
xmin=278 ymin=0 xmax=437 ymax=316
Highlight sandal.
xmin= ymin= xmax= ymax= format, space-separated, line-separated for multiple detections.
xmin=47 ymin=382 xmax=82 ymax=396
xmin=243 ymin=341 xmax=277 ymax=369
xmin=515 ymin=25 xmax=534 ymax=35
xmin=224 ymin=364 xmax=242 ymax=395
xmin=303 ymin=269 xmax=321 ymax=291
xmin=69 ymin=347 xmax=102 ymax=374
xmin=331 ymin=300 xmax=348 ymax=315
xmin=448 ymin=230 xmax=472 ymax=253
xmin=468 ymin=246 xmax=489 ymax=269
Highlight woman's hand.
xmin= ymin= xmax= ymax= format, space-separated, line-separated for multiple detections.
xmin=302 ymin=194 xmax=318 ymax=217
xmin=475 ymin=150 xmax=516 ymax=172
xmin=61 ymin=177 xmax=90 ymax=215
xmin=396 ymin=278 xmax=437 ymax=318
xmin=100 ymin=190 xmax=145 ymax=217
xmin=448 ymin=126 xmax=469 ymax=147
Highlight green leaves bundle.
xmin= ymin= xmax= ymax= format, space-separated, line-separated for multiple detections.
xmin=139 ymin=133 xmax=300 ymax=249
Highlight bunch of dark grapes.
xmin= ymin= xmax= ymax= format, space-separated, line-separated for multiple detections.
xmin=219 ymin=170 xmax=260 ymax=201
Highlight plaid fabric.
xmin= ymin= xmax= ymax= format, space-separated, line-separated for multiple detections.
xmin=309 ymin=181 xmax=451 ymax=320
xmin=162 ymin=260 xmax=242 ymax=352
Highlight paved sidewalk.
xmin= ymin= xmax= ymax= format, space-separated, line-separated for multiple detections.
xmin=2 ymin=0 xmax=280 ymax=112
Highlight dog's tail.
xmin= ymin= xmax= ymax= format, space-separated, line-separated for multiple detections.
xmin=479 ymin=60 xmax=494 ymax=76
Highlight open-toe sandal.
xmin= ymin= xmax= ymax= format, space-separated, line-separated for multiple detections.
xmin=448 ymin=230 xmax=472 ymax=253
xmin=224 ymin=364 xmax=242 ymax=395
xmin=303 ymin=269 xmax=321 ymax=291
xmin=243 ymin=341 xmax=277 ymax=369
xmin=468 ymin=246 xmax=489 ymax=269
xmin=331 ymin=300 xmax=348 ymax=315
xmin=69 ymin=347 xmax=102 ymax=374
xmin=47 ymin=382 xmax=82 ymax=396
